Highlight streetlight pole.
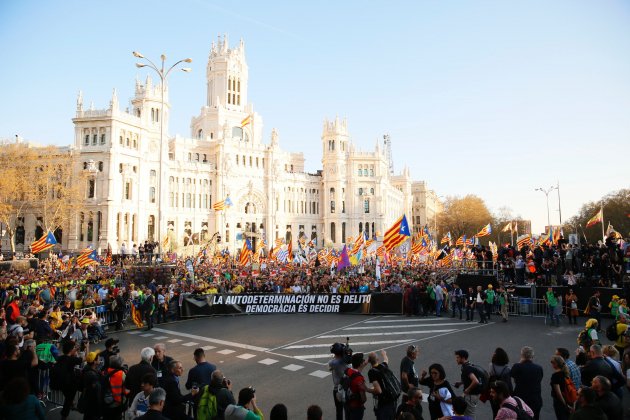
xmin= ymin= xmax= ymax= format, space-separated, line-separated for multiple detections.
xmin=535 ymin=186 xmax=557 ymax=236
xmin=133 ymin=51 xmax=191 ymax=257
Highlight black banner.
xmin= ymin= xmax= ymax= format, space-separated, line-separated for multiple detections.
xmin=181 ymin=293 xmax=374 ymax=317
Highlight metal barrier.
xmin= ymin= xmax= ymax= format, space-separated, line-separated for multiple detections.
xmin=507 ymin=297 xmax=550 ymax=317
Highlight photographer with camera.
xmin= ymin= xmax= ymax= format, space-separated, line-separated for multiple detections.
xmin=100 ymin=338 xmax=120 ymax=372
xmin=196 ymin=369 xmax=236 ymax=420
xmin=329 ymin=340 xmax=352 ymax=420
xmin=225 ymin=386 xmax=263 ymax=420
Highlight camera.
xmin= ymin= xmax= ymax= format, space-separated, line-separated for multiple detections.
xmin=330 ymin=337 xmax=353 ymax=365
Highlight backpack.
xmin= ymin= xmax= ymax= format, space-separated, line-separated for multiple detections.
xmin=374 ymin=364 xmax=401 ymax=402
xmin=197 ymin=385 xmax=218 ymax=420
xmin=469 ymin=363 xmax=490 ymax=393
xmin=101 ymin=370 xmax=121 ymax=408
xmin=503 ymin=397 xmax=533 ymax=420
xmin=339 ymin=368 xmax=362 ymax=404
xmin=561 ymin=377 xmax=578 ymax=405
xmin=577 ymin=329 xmax=593 ymax=349
xmin=606 ymin=322 xmax=619 ymax=341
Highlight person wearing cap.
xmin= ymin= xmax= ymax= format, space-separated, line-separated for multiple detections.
xmin=225 ymin=387 xmax=263 ymax=420
xmin=70 ymin=317 xmax=90 ymax=344
xmin=400 ymin=345 xmax=420 ymax=403
xmin=100 ymin=338 xmax=120 ymax=372
xmin=613 ymin=314 xmax=629 ymax=355
xmin=80 ymin=350 xmax=103 ymax=419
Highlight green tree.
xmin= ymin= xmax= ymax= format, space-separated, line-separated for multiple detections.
xmin=565 ymin=188 xmax=630 ymax=243
xmin=437 ymin=195 xmax=493 ymax=243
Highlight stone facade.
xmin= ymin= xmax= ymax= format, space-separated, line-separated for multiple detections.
xmin=2 ymin=36 xmax=440 ymax=255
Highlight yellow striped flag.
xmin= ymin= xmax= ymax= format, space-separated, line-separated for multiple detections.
xmin=383 ymin=215 xmax=411 ymax=251
xmin=474 ymin=224 xmax=492 ymax=238
xmin=586 ymin=208 xmax=603 ymax=228
xmin=241 ymin=114 xmax=251 ymax=127
xmin=30 ymin=231 xmax=57 ymax=254
xmin=131 ymin=304 xmax=144 ymax=327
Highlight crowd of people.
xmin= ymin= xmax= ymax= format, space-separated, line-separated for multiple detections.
xmin=0 ymin=232 xmax=627 ymax=419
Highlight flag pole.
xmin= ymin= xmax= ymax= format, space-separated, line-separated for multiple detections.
xmin=601 ymin=202 xmax=605 ymax=243
xmin=510 ymin=221 xmax=514 ymax=247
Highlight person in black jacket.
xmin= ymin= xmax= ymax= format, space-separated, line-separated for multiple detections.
xmin=142 ymin=289 xmax=155 ymax=331
xmin=114 ymin=290 xmax=125 ymax=331
xmin=158 ymin=360 xmax=198 ymax=420
xmin=580 ymin=344 xmax=614 ymax=387
xmin=136 ymin=387 xmax=170 ymax=420
xmin=81 ymin=351 xmax=103 ymax=420
xmin=510 ymin=346 xmax=543 ymax=420
xmin=125 ymin=347 xmax=156 ymax=398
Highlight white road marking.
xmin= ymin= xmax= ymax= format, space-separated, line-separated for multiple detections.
xmin=364 ymin=318 xmax=448 ymax=323
xmin=318 ymin=329 xmax=456 ymax=338
xmin=152 ymin=327 xmax=268 ymax=352
xmin=284 ymin=339 xmax=413 ymax=349
xmin=345 ymin=323 xmax=465 ymax=330
xmin=152 ymin=336 xmax=168 ymax=340
xmin=295 ymin=354 xmax=333 ymax=359
xmin=182 ymin=342 xmax=199 ymax=347
xmin=217 ymin=349 xmax=236 ymax=355
xmin=268 ymin=316 xmax=382 ymax=352
xmin=127 ymin=331 xmax=142 ymax=334
xmin=309 ymin=370 xmax=331 ymax=378
xmin=283 ymin=364 xmax=304 ymax=371
xmin=237 ymin=353 xmax=256 ymax=360
xmin=258 ymin=358 xmax=279 ymax=365
xmin=202 ymin=346 xmax=216 ymax=351
xmin=139 ymin=333 xmax=154 ymax=337
xmin=168 ymin=339 xmax=182 ymax=343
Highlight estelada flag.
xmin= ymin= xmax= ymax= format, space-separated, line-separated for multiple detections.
xmin=383 ymin=215 xmax=410 ymax=251
xmin=586 ymin=209 xmax=603 ymax=228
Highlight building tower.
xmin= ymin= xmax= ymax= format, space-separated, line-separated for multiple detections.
xmin=206 ymin=34 xmax=248 ymax=112
xmin=321 ymin=116 xmax=350 ymax=246
xmin=383 ymin=134 xmax=394 ymax=175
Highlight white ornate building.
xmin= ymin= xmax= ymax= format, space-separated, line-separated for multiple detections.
xmin=3 ymin=36 xmax=441 ymax=254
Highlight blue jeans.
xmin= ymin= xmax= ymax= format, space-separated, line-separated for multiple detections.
xmin=436 ymin=300 xmax=443 ymax=316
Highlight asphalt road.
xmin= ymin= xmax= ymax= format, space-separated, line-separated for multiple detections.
xmin=47 ymin=311 xmax=585 ymax=419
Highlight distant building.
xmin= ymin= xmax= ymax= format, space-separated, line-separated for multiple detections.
xmin=2 ymin=36 xmax=440 ymax=254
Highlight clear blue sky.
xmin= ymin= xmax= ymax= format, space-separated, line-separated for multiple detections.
xmin=1 ymin=0 xmax=629 ymax=234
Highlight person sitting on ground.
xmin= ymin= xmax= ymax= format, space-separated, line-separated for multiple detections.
xmin=225 ymin=387 xmax=264 ymax=420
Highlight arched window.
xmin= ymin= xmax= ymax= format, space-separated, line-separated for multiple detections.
xmin=330 ymin=223 xmax=336 ymax=243
xmin=151 ymin=108 xmax=155 ymax=121
xmin=359 ymin=222 xmax=363 ymax=233
xmin=342 ymin=222 xmax=346 ymax=243
xmin=150 ymin=187 xmax=156 ymax=203
xmin=197 ymin=129 xmax=203 ymax=139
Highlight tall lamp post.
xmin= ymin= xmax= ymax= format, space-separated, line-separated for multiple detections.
xmin=535 ymin=186 xmax=558 ymax=236
xmin=133 ymin=51 xmax=191 ymax=256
